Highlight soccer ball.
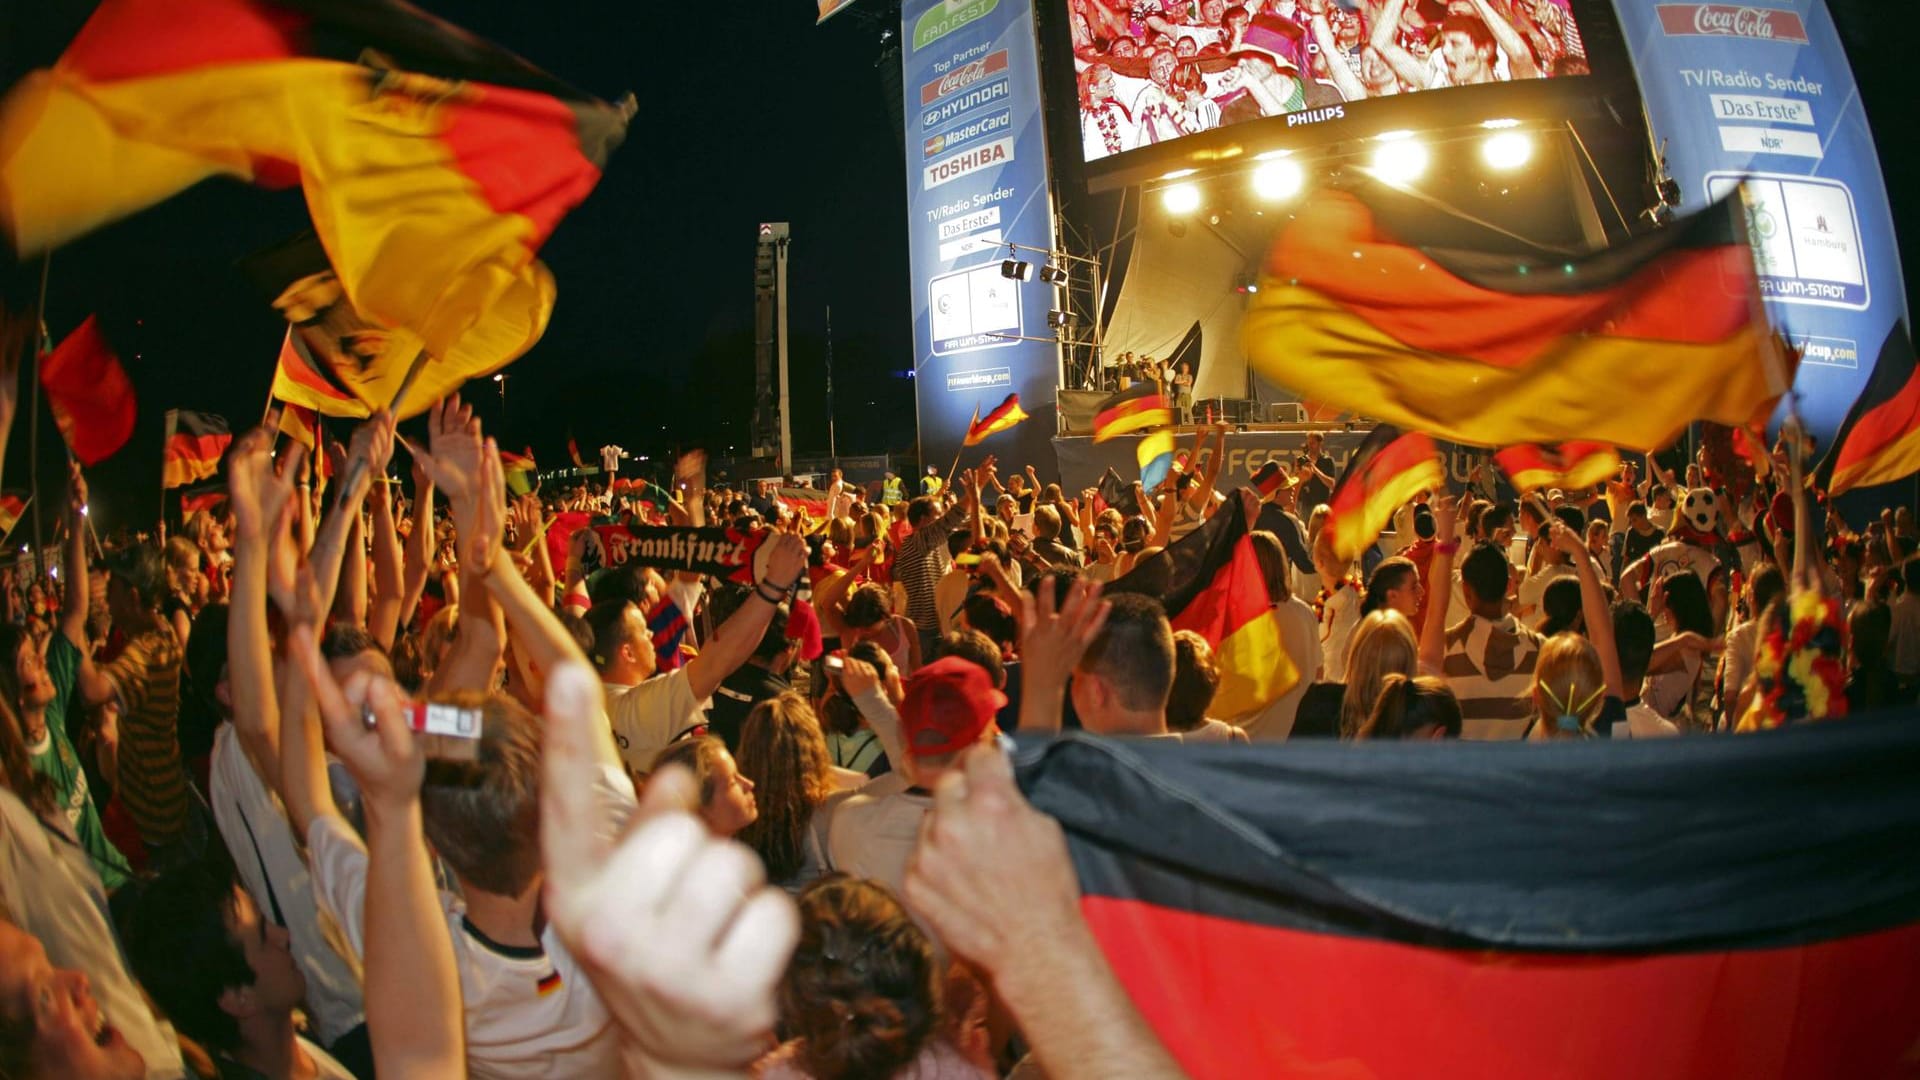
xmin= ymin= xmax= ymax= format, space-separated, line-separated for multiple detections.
xmin=1681 ymin=487 xmax=1720 ymax=535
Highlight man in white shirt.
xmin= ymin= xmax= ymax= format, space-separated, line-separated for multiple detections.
xmin=0 ymin=915 xmax=163 ymax=1080
xmin=586 ymin=532 xmax=808 ymax=780
xmin=1516 ymin=509 xmax=1583 ymax=622
xmin=1425 ymin=535 xmax=1542 ymax=741
xmin=829 ymin=657 xmax=1007 ymax=899
xmin=124 ymin=867 xmax=358 ymax=1080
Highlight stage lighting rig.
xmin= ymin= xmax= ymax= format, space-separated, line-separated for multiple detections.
xmin=1001 ymin=259 xmax=1033 ymax=281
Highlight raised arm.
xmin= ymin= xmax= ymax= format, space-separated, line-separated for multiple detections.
xmin=1552 ymin=521 xmax=1624 ymax=699
xmin=1370 ymin=0 xmax=1431 ymax=90
xmin=225 ymin=420 xmax=306 ymax=793
xmin=1305 ymin=0 xmax=1369 ymax=101
xmin=680 ymin=532 xmax=808 ymax=702
xmin=1420 ymin=495 xmax=1459 ymax=675
xmin=1015 ymin=575 xmax=1111 ymax=734
xmin=367 ymin=475 xmax=405 ymax=650
xmin=1466 ymin=0 xmax=1540 ymax=78
xmin=398 ymin=461 xmax=435 ymax=630
xmin=58 ymin=462 xmax=91 ymax=652
xmin=406 ymin=399 xmax=504 ymax=695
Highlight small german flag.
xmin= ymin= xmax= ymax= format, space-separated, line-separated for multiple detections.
xmin=1137 ymin=430 xmax=1176 ymax=489
xmin=568 ymin=435 xmax=587 ymax=470
xmin=163 ymin=410 xmax=233 ymax=489
xmin=1494 ymin=441 xmax=1620 ymax=496
xmin=535 ymin=970 xmax=562 ymax=997
xmin=1323 ymin=425 xmax=1444 ymax=563
xmin=1251 ymin=460 xmax=1293 ymax=499
xmin=1096 ymin=467 xmax=1134 ymax=516
xmin=0 ymin=493 xmax=29 ymax=542
xmin=964 ymin=393 xmax=1029 ymax=446
xmin=501 ymin=448 xmax=538 ymax=497
xmin=1817 ymin=323 xmax=1920 ymax=496
xmin=272 ymin=331 xmax=367 ymax=419
xmin=1093 ymin=384 xmax=1172 ymax=443
xmin=277 ymin=402 xmax=320 ymax=452
xmin=180 ymin=486 xmax=228 ymax=517
xmin=41 ymin=316 xmax=136 ymax=466
xmin=1244 ymin=189 xmax=1778 ymax=451
xmin=1108 ymin=499 xmax=1296 ymax=719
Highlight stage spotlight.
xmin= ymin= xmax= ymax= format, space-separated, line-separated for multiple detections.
xmin=1001 ymin=259 xmax=1032 ymax=281
xmin=1162 ymin=182 xmax=1202 ymax=215
xmin=1368 ymin=135 xmax=1428 ymax=185
xmin=1252 ymin=158 xmax=1306 ymax=201
xmin=1481 ymin=130 xmax=1534 ymax=171
xmin=1046 ymin=309 xmax=1071 ymax=329
xmin=1039 ymin=263 xmax=1069 ymax=285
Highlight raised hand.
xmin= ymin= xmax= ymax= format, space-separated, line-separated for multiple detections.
xmin=290 ymin=623 xmax=424 ymax=811
xmin=347 ymin=409 xmax=397 ymax=488
xmin=411 ymin=396 xmax=486 ymax=508
xmin=1432 ymin=494 xmax=1460 ymax=545
xmin=761 ymin=531 xmax=808 ymax=591
xmin=64 ymin=459 xmax=89 ymax=523
xmin=540 ymin=663 xmax=797 ymax=1070
xmin=1015 ymin=575 xmax=1111 ymax=688
xmin=228 ymin=419 xmax=306 ymax=541
xmin=462 ymin=444 xmax=509 ymax=576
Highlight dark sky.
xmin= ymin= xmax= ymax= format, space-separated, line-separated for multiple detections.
xmin=11 ymin=0 xmax=1916 ymax=538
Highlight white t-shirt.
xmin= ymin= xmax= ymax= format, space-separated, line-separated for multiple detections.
xmin=606 ymin=667 xmax=708 ymax=780
xmin=599 ymin=445 xmax=626 ymax=473
xmin=1244 ymin=597 xmax=1321 ymax=740
xmin=209 ymin=724 xmax=365 ymax=1048
xmin=1319 ymin=584 xmax=1361 ymax=684
xmin=826 ymin=789 xmax=933 ymax=901
xmin=306 ymin=765 xmax=637 ymax=1079
xmin=0 ymin=789 xmax=186 ymax=1080
xmin=1516 ymin=562 xmax=1577 ymax=622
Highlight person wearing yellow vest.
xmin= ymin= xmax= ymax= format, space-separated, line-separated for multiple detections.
xmin=883 ymin=471 xmax=905 ymax=505
xmin=921 ymin=467 xmax=943 ymax=497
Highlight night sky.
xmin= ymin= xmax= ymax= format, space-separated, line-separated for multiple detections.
xmin=9 ymin=0 xmax=1916 ymax=538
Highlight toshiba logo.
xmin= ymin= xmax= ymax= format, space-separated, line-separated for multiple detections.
xmin=921 ymin=51 xmax=1010 ymax=106
xmin=1656 ymin=4 xmax=1809 ymax=44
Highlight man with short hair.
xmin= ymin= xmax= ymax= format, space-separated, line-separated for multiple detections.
xmin=897 ymin=471 xmax=981 ymax=661
xmin=124 ymin=866 xmax=356 ymax=1079
xmin=1071 ymin=593 xmax=1174 ymax=737
xmin=1421 ymin=500 xmax=1541 ymax=740
xmin=1295 ymin=431 xmax=1337 ymax=512
xmin=0 ymin=917 xmax=152 ymax=1080
xmin=1609 ymin=601 xmax=1680 ymax=739
xmin=1030 ymin=505 xmax=1083 ymax=568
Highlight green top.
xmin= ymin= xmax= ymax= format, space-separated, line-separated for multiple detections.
xmin=29 ymin=633 xmax=132 ymax=891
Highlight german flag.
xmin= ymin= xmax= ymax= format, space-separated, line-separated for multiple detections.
xmin=40 ymin=316 xmax=136 ymax=466
xmin=1096 ymin=467 xmax=1135 ymax=516
xmin=1136 ymin=431 xmax=1176 ymax=490
xmin=1251 ymin=460 xmax=1292 ymax=499
xmin=501 ymin=448 xmax=537 ymax=497
xmin=180 ymin=485 xmax=228 ymax=517
xmin=568 ymin=435 xmax=587 ymax=470
xmin=964 ymin=393 xmax=1029 ymax=446
xmin=1322 ymin=425 xmax=1444 ymax=563
xmin=1107 ymin=500 xmax=1296 ymax=719
xmin=1243 ymin=189 xmax=1778 ymax=451
xmin=1493 ymin=441 xmax=1620 ymax=495
xmin=1093 ymin=384 xmax=1172 ymax=443
xmin=0 ymin=493 xmax=28 ymax=542
xmin=277 ymin=402 xmax=320 ymax=452
xmin=1 ymin=0 xmax=631 ymax=416
xmin=1014 ymin=718 xmax=1920 ymax=1079
xmin=271 ymin=331 xmax=367 ymax=419
xmin=162 ymin=410 xmax=232 ymax=489
xmin=1817 ymin=324 xmax=1920 ymax=496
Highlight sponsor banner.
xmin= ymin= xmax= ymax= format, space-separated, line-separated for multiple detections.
xmin=904 ymin=0 xmax=1060 ymax=480
xmin=1618 ymin=0 xmax=1909 ymax=456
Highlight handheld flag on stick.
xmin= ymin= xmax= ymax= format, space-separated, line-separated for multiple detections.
xmin=964 ymin=393 xmax=1029 ymax=446
xmin=163 ymin=410 xmax=233 ymax=489
xmin=0 ymin=493 xmax=29 ymax=543
xmin=277 ymin=402 xmax=321 ymax=452
xmin=501 ymin=448 xmax=538 ymax=497
xmin=1093 ymin=384 xmax=1172 ymax=443
xmin=1107 ymin=499 xmax=1297 ymax=718
xmin=180 ymin=486 xmax=227 ymax=518
xmin=1323 ymin=425 xmax=1444 ymax=563
xmin=1494 ymin=441 xmax=1620 ymax=496
xmin=568 ymin=436 xmax=587 ymax=470
xmin=41 ymin=316 xmax=135 ymax=466
xmin=1096 ymin=467 xmax=1135 ymax=516
xmin=1243 ymin=190 xmax=1780 ymax=451
xmin=1815 ymin=323 xmax=1920 ymax=496
xmin=271 ymin=331 xmax=367 ymax=419
xmin=1251 ymin=460 xmax=1293 ymax=500
xmin=1137 ymin=431 xmax=1176 ymax=490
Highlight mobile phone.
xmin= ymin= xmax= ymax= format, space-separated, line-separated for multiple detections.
xmin=825 ymin=655 xmax=846 ymax=672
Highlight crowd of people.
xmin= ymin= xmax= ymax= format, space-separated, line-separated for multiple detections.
xmin=1073 ymin=0 xmax=1589 ymax=161
xmin=0 ymin=366 xmax=1910 ymax=1078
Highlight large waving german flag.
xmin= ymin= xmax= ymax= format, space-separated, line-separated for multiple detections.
xmin=1 ymin=0 xmax=630 ymax=415
xmin=1093 ymin=383 xmax=1172 ymax=443
xmin=162 ymin=409 xmax=232 ymax=489
xmin=1015 ymin=718 xmax=1920 ymax=1078
xmin=1494 ymin=440 xmax=1620 ymax=495
xmin=1244 ymin=189 xmax=1778 ymax=451
xmin=1322 ymin=425 xmax=1443 ymax=563
xmin=1817 ymin=323 xmax=1920 ymax=496
xmin=1107 ymin=499 xmax=1296 ymax=719
xmin=964 ymin=393 xmax=1029 ymax=446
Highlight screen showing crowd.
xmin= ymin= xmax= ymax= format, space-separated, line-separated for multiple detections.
xmin=1071 ymin=0 xmax=1590 ymax=163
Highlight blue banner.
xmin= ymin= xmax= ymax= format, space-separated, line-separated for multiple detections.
xmin=903 ymin=0 xmax=1061 ymax=479
xmin=1615 ymin=0 xmax=1908 ymax=456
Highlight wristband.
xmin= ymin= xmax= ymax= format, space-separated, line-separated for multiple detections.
xmin=1435 ymin=540 xmax=1461 ymax=556
xmin=755 ymin=580 xmax=790 ymax=604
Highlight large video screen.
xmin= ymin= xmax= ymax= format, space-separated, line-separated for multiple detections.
xmin=1070 ymin=0 xmax=1595 ymax=164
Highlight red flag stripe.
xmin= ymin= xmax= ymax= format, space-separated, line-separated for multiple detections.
xmin=1831 ymin=362 xmax=1920 ymax=488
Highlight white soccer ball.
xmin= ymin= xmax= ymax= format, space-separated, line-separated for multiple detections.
xmin=1680 ymin=487 xmax=1720 ymax=535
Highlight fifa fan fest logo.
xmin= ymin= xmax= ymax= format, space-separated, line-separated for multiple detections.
xmin=1656 ymin=4 xmax=1811 ymax=44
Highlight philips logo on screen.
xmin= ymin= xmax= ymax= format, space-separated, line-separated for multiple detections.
xmin=1656 ymin=5 xmax=1810 ymax=44
xmin=946 ymin=368 xmax=1012 ymax=392
xmin=925 ymin=109 xmax=1013 ymax=159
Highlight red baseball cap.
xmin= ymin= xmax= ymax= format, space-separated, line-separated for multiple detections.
xmin=899 ymin=657 xmax=1007 ymax=758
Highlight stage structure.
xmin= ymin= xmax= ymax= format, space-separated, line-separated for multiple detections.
xmin=752 ymin=221 xmax=791 ymax=468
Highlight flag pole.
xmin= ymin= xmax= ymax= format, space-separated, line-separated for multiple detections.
xmin=28 ymin=254 xmax=49 ymax=583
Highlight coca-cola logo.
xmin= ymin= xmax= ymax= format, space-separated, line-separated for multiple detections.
xmin=1656 ymin=4 xmax=1810 ymax=44
xmin=921 ymin=50 xmax=1009 ymax=105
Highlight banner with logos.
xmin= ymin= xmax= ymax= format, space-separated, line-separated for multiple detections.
xmin=903 ymin=0 xmax=1062 ymax=480
xmin=1054 ymin=432 xmax=1510 ymax=503
xmin=1615 ymin=0 xmax=1908 ymax=460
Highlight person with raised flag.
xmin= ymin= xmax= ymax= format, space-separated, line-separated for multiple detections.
xmin=1495 ymin=441 xmax=1621 ymax=497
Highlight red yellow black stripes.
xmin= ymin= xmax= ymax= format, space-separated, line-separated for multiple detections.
xmin=1494 ymin=441 xmax=1620 ymax=495
xmin=1244 ymin=190 xmax=1777 ymax=451
xmin=1821 ymin=324 xmax=1920 ymax=496
xmin=965 ymin=393 xmax=1030 ymax=446
xmin=163 ymin=410 xmax=233 ymax=489
xmin=0 ymin=493 xmax=28 ymax=540
xmin=1093 ymin=383 xmax=1172 ymax=443
xmin=1323 ymin=425 xmax=1443 ymax=562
